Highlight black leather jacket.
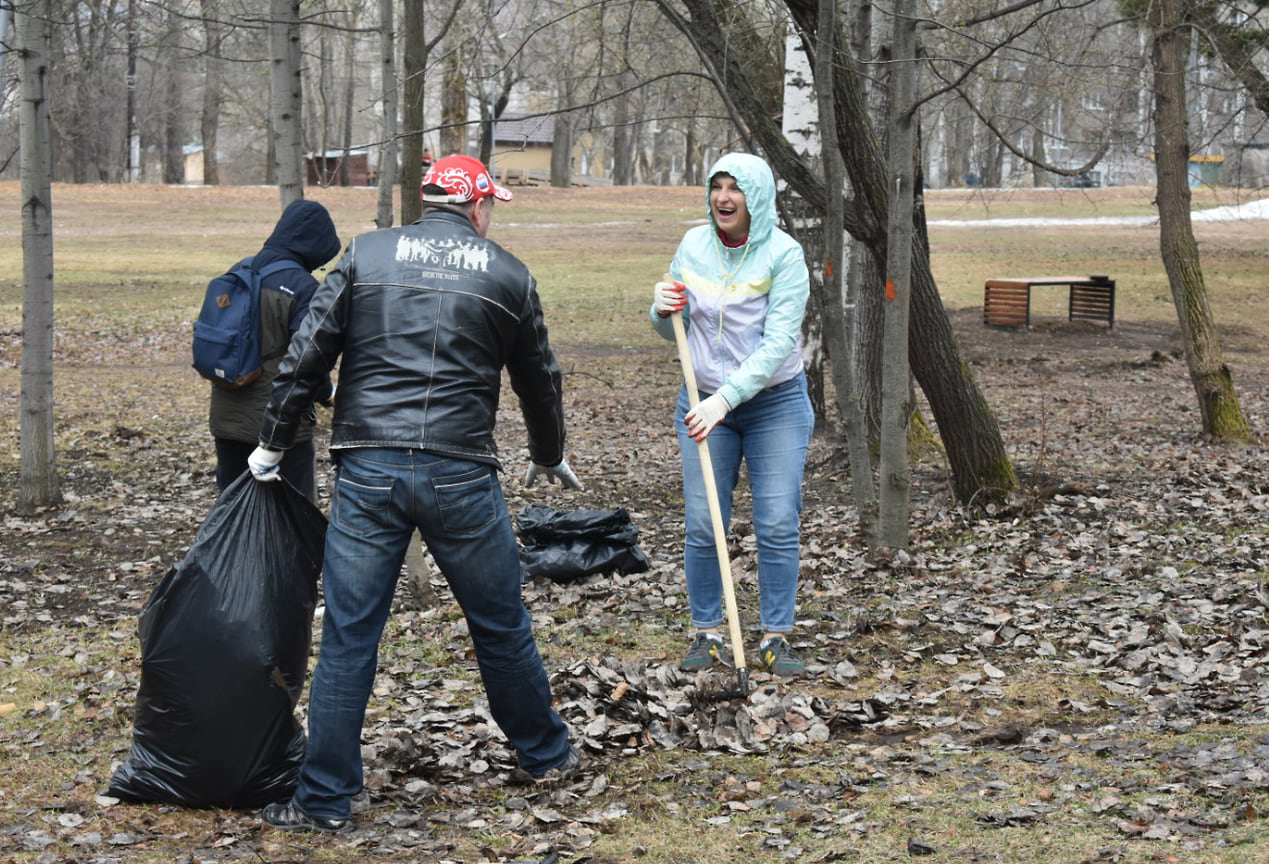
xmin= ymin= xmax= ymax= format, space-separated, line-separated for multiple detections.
xmin=259 ymin=208 xmax=567 ymax=469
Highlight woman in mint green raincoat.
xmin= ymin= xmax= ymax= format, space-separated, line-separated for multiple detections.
xmin=650 ymin=152 xmax=814 ymax=678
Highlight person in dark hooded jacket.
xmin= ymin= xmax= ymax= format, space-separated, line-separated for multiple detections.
xmin=208 ymin=199 xmax=342 ymax=500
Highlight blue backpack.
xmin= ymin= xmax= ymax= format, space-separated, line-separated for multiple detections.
xmin=192 ymin=258 xmax=303 ymax=388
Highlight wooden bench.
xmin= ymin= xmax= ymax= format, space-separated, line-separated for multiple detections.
xmin=983 ymin=274 xmax=1115 ymax=328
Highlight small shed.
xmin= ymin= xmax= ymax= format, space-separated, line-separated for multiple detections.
xmin=183 ymin=146 xmax=204 ymax=185
xmin=305 ymin=149 xmax=372 ymax=187
xmin=492 ymin=116 xmax=554 ymax=181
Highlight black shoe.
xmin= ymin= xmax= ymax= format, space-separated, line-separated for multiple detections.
xmin=680 ymin=632 xmax=724 ymax=671
xmin=260 ymin=800 xmax=350 ymax=834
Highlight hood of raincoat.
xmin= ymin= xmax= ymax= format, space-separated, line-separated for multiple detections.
xmin=260 ymin=199 xmax=342 ymax=272
xmin=705 ymin=152 xmax=777 ymax=247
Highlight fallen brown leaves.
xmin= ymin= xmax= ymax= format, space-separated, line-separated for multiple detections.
xmin=1 ymin=274 xmax=1268 ymax=864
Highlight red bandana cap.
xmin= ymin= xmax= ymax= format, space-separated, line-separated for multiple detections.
xmin=420 ymin=154 xmax=513 ymax=204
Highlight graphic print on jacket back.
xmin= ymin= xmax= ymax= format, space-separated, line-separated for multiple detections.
xmin=395 ymin=235 xmax=491 ymax=272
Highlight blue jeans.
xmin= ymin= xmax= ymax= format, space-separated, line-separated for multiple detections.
xmin=292 ymin=448 xmax=570 ymax=820
xmin=675 ymin=374 xmax=814 ymax=634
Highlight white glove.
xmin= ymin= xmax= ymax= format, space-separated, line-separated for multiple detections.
xmin=685 ymin=393 xmax=731 ymax=442
xmin=524 ymin=458 xmax=584 ymax=491
xmin=652 ymin=280 xmax=686 ymax=318
xmin=248 ymin=446 xmax=283 ymax=482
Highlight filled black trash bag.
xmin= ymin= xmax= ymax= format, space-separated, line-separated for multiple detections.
xmin=516 ymin=504 xmax=651 ymax=583
xmin=107 ymin=472 xmax=327 ymax=808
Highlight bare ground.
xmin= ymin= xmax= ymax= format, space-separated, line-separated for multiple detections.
xmin=1 ymin=183 xmax=1267 ymax=863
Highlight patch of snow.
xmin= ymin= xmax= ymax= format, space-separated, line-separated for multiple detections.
xmin=929 ymin=196 xmax=1269 ymax=227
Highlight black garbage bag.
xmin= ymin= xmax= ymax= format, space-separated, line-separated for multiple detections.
xmin=107 ymin=473 xmax=327 ymax=809
xmin=516 ymin=503 xmax=651 ymax=583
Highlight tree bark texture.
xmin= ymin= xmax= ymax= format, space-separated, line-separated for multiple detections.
xmin=440 ymin=51 xmax=466 ymax=159
xmin=550 ymin=73 xmax=574 ymax=188
xmin=810 ymin=3 xmax=877 ymax=540
xmin=400 ymin=1 xmax=425 ymax=225
xmin=18 ymin=0 xmax=62 ymax=512
xmin=269 ymin=0 xmax=304 ymax=206
xmin=375 ymin=0 xmax=397 ymax=228
xmin=163 ymin=5 xmax=184 ymax=186
xmin=878 ymin=0 xmax=917 ymax=547
xmin=340 ymin=22 xmax=357 ymax=188
xmin=1149 ymin=0 xmax=1249 ymax=440
xmin=126 ymin=0 xmax=138 ymax=182
xmin=200 ymin=3 xmax=223 ymax=186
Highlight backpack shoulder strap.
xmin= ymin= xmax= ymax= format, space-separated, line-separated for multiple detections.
xmin=255 ymin=258 xmax=308 ymax=281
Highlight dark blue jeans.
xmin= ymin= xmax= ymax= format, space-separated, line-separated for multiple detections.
xmin=292 ymin=447 xmax=570 ymax=820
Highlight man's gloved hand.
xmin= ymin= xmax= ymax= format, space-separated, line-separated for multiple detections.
xmin=524 ymin=458 xmax=584 ymax=491
xmin=685 ymin=393 xmax=731 ymax=442
xmin=652 ymin=280 xmax=687 ymax=318
xmin=317 ymin=383 xmax=336 ymax=408
xmin=248 ymin=446 xmax=284 ymax=482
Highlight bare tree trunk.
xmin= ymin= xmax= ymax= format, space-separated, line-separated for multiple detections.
xmin=400 ymin=1 xmax=425 ymax=224
xmin=477 ymin=95 xmax=493 ymax=169
xmin=339 ymin=19 xmax=356 ymax=188
xmin=684 ymin=122 xmax=697 ymax=186
xmin=200 ymin=2 xmax=224 ymax=185
xmin=440 ymin=50 xmax=466 ymax=157
xmin=550 ymin=75 xmax=573 ymax=188
xmin=1149 ymin=0 xmax=1249 ymax=440
xmin=270 ymin=0 xmax=304 ymax=206
xmin=163 ymin=5 xmax=184 ymax=185
xmin=18 ymin=0 xmax=61 ymax=512
xmin=612 ymin=72 xmax=634 ymax=185
xmin=814 ymin=0 xmax=876 ymax=542
xmin=877 ymin=0 xmax=917 ymax=547
xmin=126 ymin=0 xmax=139 ymax=182
xmin=310 ymin=26 xmax=333 ymax=185
xmin=375 ymin=0 xmax=397 ymax=227
xmin=849 ymin=0 xmax=884 ymax=451
xmin=611 ymin=11 xmax=637 ymax=187
xmin=265 ymin=114 xmax=277 ymax=185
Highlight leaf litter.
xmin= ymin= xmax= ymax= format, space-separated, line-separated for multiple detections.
xmin=1 ymin=306 xmax=1267 ymax=862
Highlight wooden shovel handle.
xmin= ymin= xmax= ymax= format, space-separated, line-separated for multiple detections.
xmin=669 ymin=310 xmax=747 ymax=673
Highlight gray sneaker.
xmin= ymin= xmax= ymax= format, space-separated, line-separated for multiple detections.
xmin=759 ymin=636 xmax=806 ymax=678
xmin=541 ymin=745 xmax=581 ymax=781
xmin=680 ymin=632 xmax=724 ymax=671
xmin=510 ymin=745 xmax=581 ymax=786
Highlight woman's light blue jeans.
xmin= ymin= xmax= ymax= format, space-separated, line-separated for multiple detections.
xmin=675 ymin=373 xmax=814 ymax=635
xmin=292 ymin=448 xmax=570 ymax=821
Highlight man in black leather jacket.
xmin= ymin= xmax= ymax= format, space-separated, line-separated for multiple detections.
xmin=249 ymin=155 xmax=583 ymax=833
